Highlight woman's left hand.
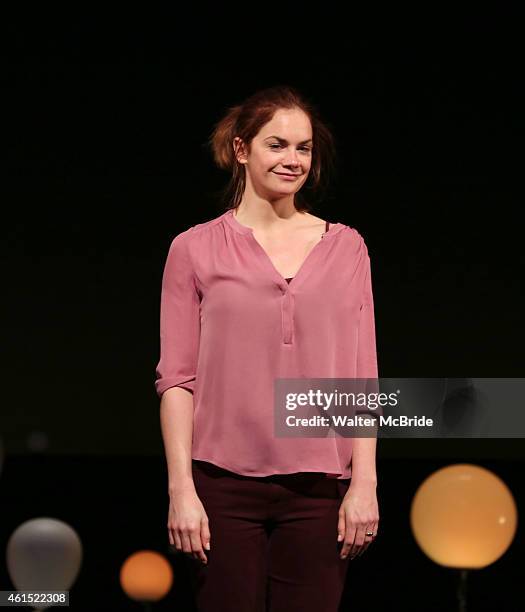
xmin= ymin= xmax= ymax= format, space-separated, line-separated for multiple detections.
xmin=337 ymin=482 xmax=379 ymax=560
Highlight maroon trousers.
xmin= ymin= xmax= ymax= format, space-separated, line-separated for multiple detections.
xmin=186 ymin=459 xmax=351 ymax=612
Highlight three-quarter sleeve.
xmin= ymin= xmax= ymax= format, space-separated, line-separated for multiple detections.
xmin=154 ymin=231 xmax=201 ymax=398
xmin=356 ymin=249 xmax=379 ymax=379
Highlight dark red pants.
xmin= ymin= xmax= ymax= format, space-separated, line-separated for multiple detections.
xmin=186 ymin=459 xmax=351 ymax=612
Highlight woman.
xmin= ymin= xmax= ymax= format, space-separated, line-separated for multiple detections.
xmin=155 ymin=85 xmax=379 ymax=611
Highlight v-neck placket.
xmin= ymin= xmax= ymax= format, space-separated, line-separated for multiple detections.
xmin=223 ymin=209 xmax=343 ymax=346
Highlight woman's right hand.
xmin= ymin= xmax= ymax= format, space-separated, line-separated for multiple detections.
xmin=168 ymin=489 xmax=211 ymax=564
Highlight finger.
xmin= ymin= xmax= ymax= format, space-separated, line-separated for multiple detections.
xmin=190 ymin=528 xmax=207 ymax=564
xmin=173 ymin=530 xmax=183 ymax=553
xmin=355 ymin=523 xmax=378 ymax=558
xmin=363 ymin=521 xmax=379 ymax=545
xmin=201 ymin=518 xmax=211 ymax=555
xmin=356 ymin=533 xmax=375 ymax=558
xmin=355 ymin=538 xmax=371 ymax=558
xmin=337 ymin=511 xmax=346 ymax=546
xmin=349 ymin=526 xmax=367 ymax=558
xmin=349 ymin=540 xmax=362 ymax=558
xmin=341 ymin=524 xmax=357 ymax=558
xmin=181 ymin=531 xmax=193 ymax=555
xmin=355 ymin=542 xmax=370 ymax=558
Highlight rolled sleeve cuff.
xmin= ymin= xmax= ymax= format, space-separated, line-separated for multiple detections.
xmin=155 ymin=376 xmax=196 ymax=398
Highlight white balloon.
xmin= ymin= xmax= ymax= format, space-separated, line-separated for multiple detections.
xmin=7 ymin=517 xmax=82 ymax=609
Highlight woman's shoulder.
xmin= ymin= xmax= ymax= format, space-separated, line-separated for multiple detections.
xmin=334 ymin=223 xmax=371 ymax=258
xmin=168 ymin=211 xmax=227 ymax=244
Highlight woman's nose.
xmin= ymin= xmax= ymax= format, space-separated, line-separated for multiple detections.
xmin=285 ymin=154 xmax=300 ymax=167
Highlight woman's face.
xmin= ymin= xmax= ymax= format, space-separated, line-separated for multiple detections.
xmin=234 ymin=107 xmax=313 ymax=198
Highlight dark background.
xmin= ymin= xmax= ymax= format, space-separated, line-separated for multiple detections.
xmin=2 ymin=6 xmax=523 ymax=611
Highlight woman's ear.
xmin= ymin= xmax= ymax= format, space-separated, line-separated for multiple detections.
xmin=233 ymin=136 xmax=248 ymax=164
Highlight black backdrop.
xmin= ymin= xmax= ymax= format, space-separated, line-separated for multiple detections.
xmin=3 ymin=9 xmax=523 ymax=457
xmin=2 ymin=7 xmax=524 ymax=611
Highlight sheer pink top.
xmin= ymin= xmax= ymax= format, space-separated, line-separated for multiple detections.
xmin=155 ymin=209 xmax=378 ymax=479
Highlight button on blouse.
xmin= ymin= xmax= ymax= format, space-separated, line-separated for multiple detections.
xmin=155 ymin=209 xmax=378 ymax=480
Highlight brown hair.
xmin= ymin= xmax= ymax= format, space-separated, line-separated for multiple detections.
xmin=207 ymin=85 xmax=338 ymax=213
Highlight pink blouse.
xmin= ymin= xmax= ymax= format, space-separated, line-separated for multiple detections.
xmin=154 ymin=208 xmax=378 ymax=480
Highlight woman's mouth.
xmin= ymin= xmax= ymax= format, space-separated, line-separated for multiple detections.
xmin=273 ymin=172 xmax=300 ymax=180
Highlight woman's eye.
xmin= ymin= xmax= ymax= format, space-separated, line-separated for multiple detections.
xmin=269 ymin=144 xmax=311 ymax=151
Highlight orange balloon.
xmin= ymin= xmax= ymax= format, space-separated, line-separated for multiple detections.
xmin=120 ymin=550 xmax=173 ymax=602
xmin=410 ymin=464 xmax=517 ymax=569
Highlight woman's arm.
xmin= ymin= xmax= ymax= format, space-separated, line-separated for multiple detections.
xmin=338 ymin=239 xmax=380 ymax=559
xmin=349 ymin=437 xmax=377 ymax=486
xmin=350 ymin=244 xmax=379 ymax=487
xmin=352 ymin=243 xmax=379 ymax=486
xmin=161 ymin=386 xmax=211 ymax=564
xmin=156 ymin=230 xmax=200 ymax=493
xmin=155 ymin=231 xmax=209 ymax=563
xmin=160 ymin=386 xmax=196 ymax=495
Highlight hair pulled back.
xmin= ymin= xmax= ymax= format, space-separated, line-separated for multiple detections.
xmin=207 ymin=85 xmax=337 ymax=212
